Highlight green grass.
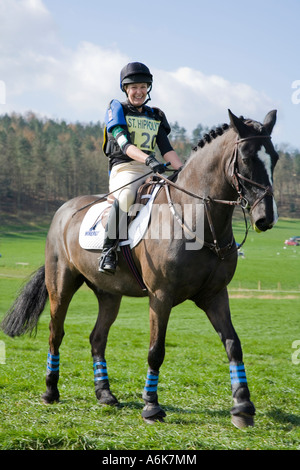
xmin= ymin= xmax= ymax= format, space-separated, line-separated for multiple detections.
xmin=0 ymin=218 xmax=299 ymax=450
xmin=232 ymin=217 xmax=300 ymax=291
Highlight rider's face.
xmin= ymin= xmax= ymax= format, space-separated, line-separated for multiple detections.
xmin=125 ymin=83 xmax=148 ymax=109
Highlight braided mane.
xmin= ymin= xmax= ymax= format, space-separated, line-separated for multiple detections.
xmin=192 ymin=116 xmax=261 ymax=152
xmin=193 ymin=123 xmax=230 ymax=151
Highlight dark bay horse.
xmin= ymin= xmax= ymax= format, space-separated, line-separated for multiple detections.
xmin=1 ymin=110 xmax=279 ymax=428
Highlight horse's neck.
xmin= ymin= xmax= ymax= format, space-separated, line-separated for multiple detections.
xmin=175 ymin=133 xmax=236 ymax=239
xmin=178 ymin=132 xmax=234 ymax=201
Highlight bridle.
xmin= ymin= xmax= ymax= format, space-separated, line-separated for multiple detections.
xmin=230 ymin=135 xmax=274 ymax=213
xmin=159 ymin=133 xmax=275 ymax=259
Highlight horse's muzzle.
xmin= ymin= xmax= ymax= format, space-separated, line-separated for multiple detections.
xmin=253 ymin=218 xmax=273 ymax=233
xmin=251 ymin=197 xmax=278 ymax=233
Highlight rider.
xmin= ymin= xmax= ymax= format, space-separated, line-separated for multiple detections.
xmin=99 ymin=62 xmax=183 ymax=275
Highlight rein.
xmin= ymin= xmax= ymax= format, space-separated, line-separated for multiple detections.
xmin=159 ymin=174 xmax=248 ymax=259
xmin=72 ymin=170 xmax=154 ymax=217
xmin=163 ymin=183 xmax=241 ymax=259
xmin=157 ymin=134 xmax=273 ymax=259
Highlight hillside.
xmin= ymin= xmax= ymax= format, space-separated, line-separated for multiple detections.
xmin=0 ymin=112 xmax=299 ymax=219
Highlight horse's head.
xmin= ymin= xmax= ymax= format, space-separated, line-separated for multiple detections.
xmin=228 ymin=109 xmax=279 ymax=232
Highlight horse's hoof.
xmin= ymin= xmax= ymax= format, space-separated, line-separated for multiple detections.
xmin=42 ymin=390 xmax=59 ymax=404
xmin=142 ymin=403 xmax=166 ymax=424
xmin=231 ymin=400 xmax=255 ymax=429
xmin=231 ymin=413 xmax=254 ymax=429
xmin=97 ymin=389 xmax=119 ymax=406
xmin=143 ymin=413 xmax=165 ymax=424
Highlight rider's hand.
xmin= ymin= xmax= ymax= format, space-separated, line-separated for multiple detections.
xmin=145 ymin=154 xmax=167 ymax=174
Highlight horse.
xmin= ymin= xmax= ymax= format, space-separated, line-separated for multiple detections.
xmin=1 ymin=109 xmax=279 ymax=429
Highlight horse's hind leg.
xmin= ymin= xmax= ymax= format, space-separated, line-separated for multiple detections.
xmin=42 ymin=265 xmax=83 ymax=404
xmin=199 ymin=288 xmax=255 ymax=428
xmin=89 ymin=291 xmax=122 ymax=406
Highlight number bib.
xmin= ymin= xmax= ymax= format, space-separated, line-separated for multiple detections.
xmin=126 ymin=115 xmax=161 ymax=152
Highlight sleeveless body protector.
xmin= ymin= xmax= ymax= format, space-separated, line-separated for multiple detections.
xmin=103 ymin=100 xmax=172 ymax=170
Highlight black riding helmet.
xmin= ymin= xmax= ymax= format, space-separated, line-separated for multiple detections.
xmin=120 ymin=62 xmax=153 ymax=105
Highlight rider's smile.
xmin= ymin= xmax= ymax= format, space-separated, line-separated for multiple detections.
xmin=125 ymin=83 xmax=148 ymax=110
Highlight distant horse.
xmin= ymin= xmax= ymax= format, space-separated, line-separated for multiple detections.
xmin=1 ymin=110 xmax=279 ymax=428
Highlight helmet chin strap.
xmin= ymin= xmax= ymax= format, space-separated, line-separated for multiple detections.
xmin=142 ymin=91 xmax=151 ymax=106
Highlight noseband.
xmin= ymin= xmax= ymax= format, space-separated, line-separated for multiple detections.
xmin=231 ymin=135 xmax=274 ymax=213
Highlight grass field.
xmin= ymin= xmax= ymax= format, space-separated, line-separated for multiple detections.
xmin=0 ymin=217 xmax=299 ymax=450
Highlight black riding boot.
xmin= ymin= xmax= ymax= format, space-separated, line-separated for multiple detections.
xmin=98 ymin=238 xmax=118 ymax=275
xmin=98 ymin=200 xmax=127 ymax=275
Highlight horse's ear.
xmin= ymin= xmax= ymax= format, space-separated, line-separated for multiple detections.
xmin=228 ymin=109 xmax=249 ymax=138
xmin=263 ymin=110 xmax=277 ymax=135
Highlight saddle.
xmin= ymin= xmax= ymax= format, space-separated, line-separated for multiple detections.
xmin=129 ymin=171 xmax=179 ymax=217
xmin=79 ymin=172 xmax=180 ymax=291
xmin=78 ymin=176 xmax=162 ymax=251
xmin=136 ymin=175 xmax=162 ymax=205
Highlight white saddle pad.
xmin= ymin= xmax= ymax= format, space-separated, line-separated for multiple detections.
xmin=79 ymin=186 xmax=160 ymax=250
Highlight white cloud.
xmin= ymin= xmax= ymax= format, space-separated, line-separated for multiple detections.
xmin=0 ymin=0 xmax=57 ymax=55
xmin=56 ymin=42 xmax=128 ymax=111
xmin=0 ymin=0 xmax=277 ymax=132
xmin=0 ymin=0 xmax=59 ymax=97
xmin=152 ymin=67 xmax=276 ymax=132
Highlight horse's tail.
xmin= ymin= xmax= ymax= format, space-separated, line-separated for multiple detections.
xmin=1 ymin=266 xmax=48 ymax=337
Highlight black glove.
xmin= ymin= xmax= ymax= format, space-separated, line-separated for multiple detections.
xmin=145 ymin=154 xmax=167 ymax=174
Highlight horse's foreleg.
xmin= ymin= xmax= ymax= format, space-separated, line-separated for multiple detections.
xmin=89 ymin=292 xmax=122 ymax=406
xmin=201 ymin=288 xmax=255 ymax=428
xmin=142 ymin=294 xmax=171 ymax=423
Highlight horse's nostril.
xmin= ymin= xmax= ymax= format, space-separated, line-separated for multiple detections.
xmin=254 ymin=219 xmax=272 ymax=232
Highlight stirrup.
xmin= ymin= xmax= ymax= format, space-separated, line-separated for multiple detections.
xmin=98 ymin=248 xmax=118 ymax=275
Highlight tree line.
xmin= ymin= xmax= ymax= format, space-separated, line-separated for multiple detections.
xmin=0 ymin=112 xmax=299 ymax=218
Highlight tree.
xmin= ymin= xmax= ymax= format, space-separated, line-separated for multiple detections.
xmin=191 ymin=123 xmax=209 ymax=147
xmin=0 ymin=113 xmax=299 ymax=218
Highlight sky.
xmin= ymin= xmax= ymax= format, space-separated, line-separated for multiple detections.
xmin=0 ymin=0 xmax=299 ymax=149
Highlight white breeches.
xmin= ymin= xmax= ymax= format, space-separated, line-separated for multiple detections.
xmin=109 ymin=161 xmax=151 ymax=212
